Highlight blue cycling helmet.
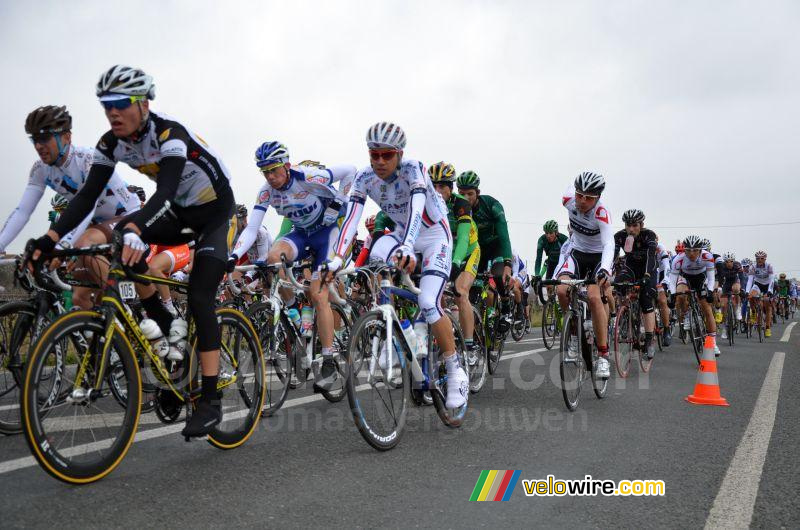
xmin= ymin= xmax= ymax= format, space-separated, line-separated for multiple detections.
xmin=255 ymin=141 xmax=290 ymax=168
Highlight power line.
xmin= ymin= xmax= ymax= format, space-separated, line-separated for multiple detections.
xmin=507 ymin=220 xmax=800 ymax=229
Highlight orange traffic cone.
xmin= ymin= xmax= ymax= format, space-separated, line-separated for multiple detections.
xmin=686 ymin=335 xmax=729 ymax=406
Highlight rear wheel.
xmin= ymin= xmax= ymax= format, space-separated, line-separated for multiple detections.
xmin=315 ymin=302 xmax=352 ymax=403
xmin=0 ymin=301 xmax=38 ymax=434
xmin=613 ymin=306 xmax=632 ymax=378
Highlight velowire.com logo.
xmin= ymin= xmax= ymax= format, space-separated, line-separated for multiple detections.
xmin=469 ymin=470 xmax=521 ymax=501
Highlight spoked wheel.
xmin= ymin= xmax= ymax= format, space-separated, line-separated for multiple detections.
xmin=467 ymin=306 xmax=487 ymax=394
xmin=726 ymin=302 xmax=735 ymax=347
xmin=541 ymin=300 xmax=558 ymax=350
xmin=510 ymin=302 xmax=525 ymax=342
xmin=247 ymin=302 xmax=292 ymax=417
xmin=22 ymin=311 xmax=141 ymax=484
xmin=613 ymin=306 xmax=633 ymax=378
xmin=559 ymin=312 xmax=582 ymax=412
xmin=345 ymin=311 xmax=408 ymax=451
xmin=428 ymin=310 xmax=468 ymax=428
xmin=195 ymin=307 xmax=266 ymax=450
xmin=0 ymin=301 xmax=38 ymax=435
xmin=654 ymin=310 xmax=664 ymax=352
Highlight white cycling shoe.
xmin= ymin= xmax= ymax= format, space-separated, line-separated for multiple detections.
xmin=595 ymin=356 xmax=611 ymax=379
xmin=167 ymin=318 xmax=188 ymax=361
xmin=445 ymin=366 xmax=469 ymax=409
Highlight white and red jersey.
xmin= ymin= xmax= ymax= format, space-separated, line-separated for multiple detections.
xmin=667 ymin=251 xmax=715 ymax=292
xmin=745 ymin=261 xmax=774 ymax=293
xmin=561 ymin=187 xmax=615 ymax=272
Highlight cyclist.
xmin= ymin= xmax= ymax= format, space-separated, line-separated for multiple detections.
xmin=511 ymin=250 xmax=530 ymax=323
xmin=232 ymin=141 xmax=355 ymax=391
xmin=228 ymin=203 xmax=273 ymax=289
xmin=745 ymin=250 xmax=775 ymax=338
xmin=655 ymin=239 xmax=673 ymax=346
xmin=613 ymin=209 xmax=660 ymax=359
xmin=1 ymin=105 xmax=140 ymax=308
xmin=27 ymin=65 xmax=237 ymax=437
xmin=534 ymin=220 xmax=568 ymax=280
xmin=667 ymin=235 xmax=719 ymax=355
xmin=740 ymin=257 xmax=752 ymax=330
xmin=429 ymin=161 xmax=482 ymax=363
xmin=328 ymin=121 xmax=469 ymax=409
xmin=715 ymin=251 xmax=744 ymax=339
xmin=775 ymin=272 xmax=792 ymax=319
xmin=455 ymin=170 xmax=513 ymax=319
xmin=554 ymin=172 xmax=614 ymax=378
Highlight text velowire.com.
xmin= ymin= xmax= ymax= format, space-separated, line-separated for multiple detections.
xmin=523 ymin=475 xmax=665 ymax=497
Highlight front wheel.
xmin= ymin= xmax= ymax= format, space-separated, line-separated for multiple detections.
xmin=21 ymin=311 xmax=141 ymax=484
xmin=613 ymin=306 xmax=633 ymax=378
xmin=467 ymin=306 xmax=487 ymax=394
xmin=559 ymin=312 xmax=582 ymax=412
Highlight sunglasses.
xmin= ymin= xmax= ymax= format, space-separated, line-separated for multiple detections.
xmin=29 ymin=133 xmax=55 ymax=145
xmin=575 ymin=192 xmax=599 ymax=201
xmin=259 ymin=162 xmax=284 ymax=175
xmin=369 ymin=150 xmax=397 ymax=161
xmin=100 ymin=95 xmax=146 ymax=111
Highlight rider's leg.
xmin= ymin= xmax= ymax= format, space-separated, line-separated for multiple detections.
xmin=309 ymin=276 xmax=333 ymax=350
xmin=588 ymin=283 xmax=608 ymax=350
xmin=699 ymin=296 xmax=716 ymax=334
xmin=70 ymin=227 xmax=110 ymax=309
xmin=455 ymin=270 xmax=475 ymax=342
xmin=267 ymin=240 xmax=299 ymax=304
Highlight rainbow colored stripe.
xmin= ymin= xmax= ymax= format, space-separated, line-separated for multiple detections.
xmin=469 ymin=470 xmax=521 ymax=501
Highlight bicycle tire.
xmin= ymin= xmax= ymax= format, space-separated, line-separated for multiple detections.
xmin=316 ymin=301 xmax=352 ymax=403
xmin=613 ymin=305 xmax=632 ymax=378
xmin=510 ymin=300 xmax=525 ymax=342
xmin=21 ymin=310 xmax=141 ymax=484
xmin=467 ymin=305 xmax=487 ymax=394
xmin=559 ymin=312 xmax=582 ymax=412
xmin=247 ymin=302 xmax=292 ymax=417
xmin=0 ymin=301 xmax=37 ymax=434
xmin=198 ymin=307 xmax=266 ymax=450
xmin=689 ymin=306 xmax=704 ymax=364
xmin=345 ymin=310 xmax=408 ymax=451
xmin=727 ymin=301 xmax=735 ymax=347
xmin=541 ymin=300 xmax=557 ymax=350
xmin=428 ymin=310 xmax=468 ymax=428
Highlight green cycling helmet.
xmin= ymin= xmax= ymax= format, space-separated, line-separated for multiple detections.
xmin=50 ymin=194 xmax=69 ymax=212
xmin=456 ymin=170 xmax=480 ymax=189
xmin=543 ymin=220 xmax=558 ymax=233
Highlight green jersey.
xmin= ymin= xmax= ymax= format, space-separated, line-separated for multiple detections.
xmin=776 ymin=279 xmax=791 ymax=296
xmin=444 ymin=193 xmax=479 ymax=266
xmin=535 ymin=232 xmax=568 ymax=272
xmin=472 ymin=194 xmax=512 ymax=261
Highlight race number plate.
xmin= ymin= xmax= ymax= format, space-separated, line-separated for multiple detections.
xmin=119 ymin=281 xmax=136 ymax=300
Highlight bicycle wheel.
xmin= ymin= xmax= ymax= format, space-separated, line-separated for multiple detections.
xmin=726 ymin=302 xmax=735 ymax=347
xmin=541 ymin=300 xmax=557 ymax=350
xmin=22 ymin=311 xmax=141 ymax=484
xmin=486 ymin=304 xmax=505 ymax=375
xmin=316 ymin=301 xmax=352 ymax=403
xmin=0 ymin=301 xmax=37 ymax=434
xmin=194 ymin=307 xmax=265 ymax=450
xmin=559 ymin=312 xmax=582 ymax=412
xmin=613 ymin=306 xmax=633 ymax=378
xmin=654 ymin=309 xmax=664 ymax=352
xmin=592 ymin=350 xmax=608 ymax=399
xmin=467 ymin=305 xmax=487 ymax=394
xmin=247 ymin=302 xmax=292 ymax=417
xmin=428 ymin=310 xmax=468 ymax=428
xmin=511 ymin=301 xmax=525 ymax=342
xmin=345 ymin=310 xmax=408 ymax=451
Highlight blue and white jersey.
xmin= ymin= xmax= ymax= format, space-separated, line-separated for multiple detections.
xmin=0 ymin=145 xmax=138 ymax=251
xmin=253 ymin=166 xmax=346 ymax=231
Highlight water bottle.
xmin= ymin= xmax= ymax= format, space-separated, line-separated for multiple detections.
xmin=301 ymin=305 xmax=314 ymax=337
xmin=400 ymin=319 xmax=416 ymax=354
xmin=413 ymin=319 xmax=428 ymax=359
xmin=140 ymin=318 xmax=170 ymax=358
xmin=287 ymin=308 xmax=301 ymax=331
xmin=584 ymin=319 xmax=594 ymax=342
xmin=624 ymin=235 xmax=635 ymax=253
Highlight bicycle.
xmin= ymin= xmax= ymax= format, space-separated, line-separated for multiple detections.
xmin=540 ymin=278 xmax=608 ymax=412
xmin=746 ymin=293 xmax=764 ymax=343
xmin=611 ymin=279 xmax=654 ymax=378
xmin=535 ymin=278 xmax=562 ymax=350
xmin=722 ymin=292 xmax=739 ymax=347
xmin=442 ymin=284 xmax=487 ymax=394
xmin=674 ymin=290 xmax=707 ymax=363
xmin=470 ymin=272 xmax=510 ymax=375
xmin=21 ymin=238 xmax=266 ymax=484
xmin=343 ymin=260 xmax=468 ymax=450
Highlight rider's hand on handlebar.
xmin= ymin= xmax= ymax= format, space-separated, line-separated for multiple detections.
xmin=502 ymin=265 xmax=512 ymax=286
xmin=226 ymin=254 xmax=238 ymax=273
xmin=595 ymin=268 xmax=609 ymax=288
xmin=121 ymin=227 xmax=148 ymax=267
xmin=394 ymin=246 xmax=416 ymax=274
xmin=324 ymin=255 xmax=343 ymax=282
xmin=24 ymin=233 xmax=58 ymax=272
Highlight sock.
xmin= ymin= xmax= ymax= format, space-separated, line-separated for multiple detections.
xmin=141 ymin=293 xmax=174 ymax=335
xmin=444 ymin=353 xmax=460 ymax=372
xmin=321 ymin=347 xmax=333 ymax=358
xmin=164 ymin=297 xmax=176 ymax=311
xmin=201 ymin=375 xmax=219 ymax=403
xmin=465 ymin=338 xmax=474 ymax=347
xmin=598 ymin=345 xmax=609 ymax=357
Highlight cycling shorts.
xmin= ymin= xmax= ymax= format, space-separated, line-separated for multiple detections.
xmin=555 ymin=248 xmax=602 ymax=280
xmin=750 ymin=282 xmax=771 ymax=297
xmin=280 ymin=216 xmax=344 ymax=275
xmin=148 ymin=244 xmax=191 ymax=273
xmin=464 ymin=244 xmax=480 ymax=277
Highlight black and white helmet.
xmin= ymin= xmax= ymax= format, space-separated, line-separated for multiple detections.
xmin=96 ymin=65 xmax=155 ymax=99
xmin=366 ymin=122 xmax=406 ymax=150
xmin=723 ymin=251 xmax=736 ymax=261
xmin=683 ymin=235 xmax=704 ymax=249
xmin=574 ymin=171 xmax=605 ymax=196
xmin=622 ymin=209 xmax=645 ymax=225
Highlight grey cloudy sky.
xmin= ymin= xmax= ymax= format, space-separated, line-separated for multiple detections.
xmin=1 ymin=1 xmax=799 ymax=273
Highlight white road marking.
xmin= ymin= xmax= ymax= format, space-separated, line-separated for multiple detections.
xmin=705 ymin=351 xmax=785 ymax=529
xmin=0 ymin=343 xmax=551 ymax=476
xmin=779 ymin=321 xmax=796 ymax=342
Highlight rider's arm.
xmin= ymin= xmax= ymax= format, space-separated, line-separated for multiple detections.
xmin=354 ymin=233 xmax=372 ymax=267
xmin=232 ymin=206 xmax=266 ymax=259
xmin=451 ymin=196 xmax=472 ymax=266
xmin=644 ymin=232 xmax=658 ymax=275
xmin=667 ymin=260 xmax=679 ymax=294
xmin=767 ymin=267 xmax=775 ymax=293
xmin=0 ymin=176 xmax=45 ymax=252
xmin=534 ymin=235 xmax=545 ymax=272
xmin=52 ymin=163 xmax=114 ymax=239
xmin=334 ymin=194 xmax=365 ymax=257
xmin=325 ymin=165 xmax=357 ymax=186
xmin=706 ymin=266 xmax=716 ymax=292
xmin=58 ymin=210 xmax=93 ymax=249
xmin=745 ymin=270 xmax=755 ymax=293
xmin=598 ymin=212 xmax=615 ymax=273
xmin=489 ymin=198 xmax=512 ymax=260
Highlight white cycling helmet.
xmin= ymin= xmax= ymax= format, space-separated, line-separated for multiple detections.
xmin=96 ymin=65 xmax=155 ymax=100
xmin=574 ymin=171 xmax=606 ymax=196
xmin=366 ymin=122 xmax=406 ymax=150
xmin=683 ymin=234 xmax=704 ymax=249
xmin=723 ymin=251 xmax=735 ymax=261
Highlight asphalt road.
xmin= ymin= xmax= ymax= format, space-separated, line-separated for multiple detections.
xmin=1 ymin=317 xmax=797 ymax=528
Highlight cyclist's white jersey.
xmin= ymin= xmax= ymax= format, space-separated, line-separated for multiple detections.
xmin=667 ymin=251 xmax=715 ymax=293
xmin=512 ymin=251 xmax=528 ymax=283
xmin=657 ymin=242 xmax=671 ymax=281
xmin=561 ymin=187 xmax=615 ymax=273
xmin=233 ymin=225 xmax=272 ymax=263
xmin=336 ymin=159 xmax=448 ymax=255
xmin=745 ymin=262 xmax=775 ymax=293
xmin=337 ymin=172 xmax=355 ymax=197
xmin=0 ymin=145 xmax=138 ymax=252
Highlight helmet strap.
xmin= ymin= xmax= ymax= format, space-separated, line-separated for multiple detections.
xmin=52 ymin=134 xmax=69 ymax=167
